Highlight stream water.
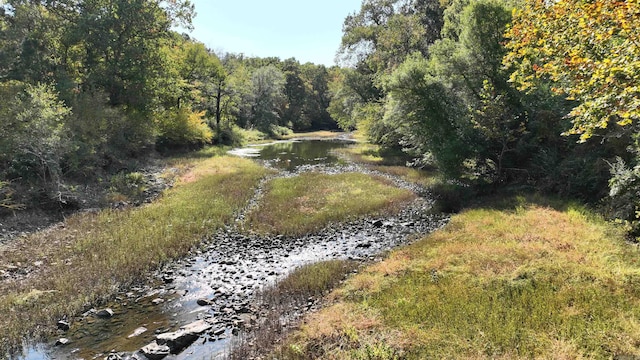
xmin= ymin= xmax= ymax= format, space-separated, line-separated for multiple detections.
xmin=17 ymin=138 xmax=447 ymax=360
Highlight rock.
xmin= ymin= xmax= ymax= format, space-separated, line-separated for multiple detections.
xmin=196 ymin=298 xmax=213 ymax=306
xmin=57 ymin=320 xmax=70 ymax=331
xmin=96 ymin=308 xmax=114 ymax=318
xmin=372 ymin=219 xmax=384 ymax=228
xmin=182 ymin=320 xmax=212 ymax=334
xmin=235 ymin=306 xmax=251 ymax=314
xmin=55 ymin=338 xmax=71 ymax=346
xmin=156 ymin=320 xmax=212 ymax=353
xmin=140 ymin=342 xmax=170 ymax=360
xmin=105 ymin=353 xmax=123 ymax=360
xmin=128 ymin=326 xmax=148 ymax=338
xmin=212 ymin=327 xmax=226 ymax=336
xmin=151 ymin=298 xmax=165 ymax=305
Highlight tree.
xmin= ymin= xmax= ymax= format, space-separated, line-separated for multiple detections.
xmin=248 ymin=65 xmax=286 ymax=133
xmin=505 ymin=0 xmax=640 ymax=142
xmin=281 ymin=58 xmax=308 ymax=130
xmin=0 ymin=82 xmax=71 ymax=186
xmin=382 ymin=0 xmax=524 ymax=180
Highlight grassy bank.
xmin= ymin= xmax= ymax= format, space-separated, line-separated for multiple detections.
xmin=271 ymin=196 xmax=640 ymax=359
xmin=244 ymin=172 xmax=416 ymax=236
xmin=0 ymin=153 xmax=269 ymax=355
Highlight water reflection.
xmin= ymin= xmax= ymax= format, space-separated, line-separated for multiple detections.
xmin=232 ymin=139 xmax=353 ymax=171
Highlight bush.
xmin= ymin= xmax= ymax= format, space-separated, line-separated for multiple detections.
xmin=214 ymin=124 xmax=246 ymax=146
xmin=156 ymin=107 xmax=213 ymax=150
xmin=107 ymin=171 xmax=147 ymax=203
xmin=0 ymin=181 xmax=24 ymax=213
xmin=269 ymin=124 xmax=293 ymax=138
xmin=607 ymin=157 xmax=640 ymax=239
xmin=0 ymin=82 xmax=71 ymax=185
xmin=64 ymin=90 xmax=127 ymax=176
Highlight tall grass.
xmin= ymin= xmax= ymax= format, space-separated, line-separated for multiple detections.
xmin=231 ymin=260 xmax=359 ymax=360
xmin=0 ymin=155 xmax=268 ymax=355
xmin=273 ymin=198 xmax=640 ymax=359
xmin=244 ymin=172 xmax=415 ymax=236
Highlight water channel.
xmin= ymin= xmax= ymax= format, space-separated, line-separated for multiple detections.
xmin=18 ymin=138 xmax=446 ymax=360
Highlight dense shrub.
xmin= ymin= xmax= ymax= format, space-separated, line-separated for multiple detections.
xmin=156 ymin=108 xmax=213 ymax=150
xmin=0 ymin=82 xmax=71 ymax=186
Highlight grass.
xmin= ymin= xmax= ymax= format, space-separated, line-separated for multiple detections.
xmin=0 ymin=154 xmax=269 ymax=356
xmin=231 ymin=260 xmax=360 ymax=360
xmin=244 ymin=172 xmax=416 ymax=236
xmin=271 ymin=196 xmax=640 ymax=359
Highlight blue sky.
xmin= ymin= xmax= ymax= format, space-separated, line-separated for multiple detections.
xmin=183 ymin=0 xmax=363 ymax=66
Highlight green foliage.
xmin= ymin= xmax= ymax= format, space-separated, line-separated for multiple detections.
xmin=108 ymin=172 xmax=147 ymax=202
xmin=269 ymin=124 xmax=294 ymax=139
xmin=156 ymin=107 xmax=213 ymax=149
xmin=384 ymin=53 xmax=471 ymax=177
xmin=0 ymin=81 xmax=71 ymax=185
xmin=607 ymin=157 xmax=640 ymax=239
xmin=248 ymin=65 xmax=286 ymax=133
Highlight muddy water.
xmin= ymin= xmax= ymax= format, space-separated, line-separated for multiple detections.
xmin=17 ymin=139 xmax=447 ymax=360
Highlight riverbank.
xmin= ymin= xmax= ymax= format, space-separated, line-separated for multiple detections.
xmin=0 ymin=135 xmax=434 ymax=358
xmin=0 ymin=154 xmax=269 ymax=355
xmin=265 ymin=195 xmax=640 ymax=359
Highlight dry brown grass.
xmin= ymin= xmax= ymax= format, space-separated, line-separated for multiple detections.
xmin=271 ymin=198 xmax=640 ymax=359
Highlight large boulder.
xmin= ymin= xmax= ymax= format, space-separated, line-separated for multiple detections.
xmin=139 ymin=342 xmax=170 ymax=360
xmin=155 ymin=320 xmax=212 ymax=353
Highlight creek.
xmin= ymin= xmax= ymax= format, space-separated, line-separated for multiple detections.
xmin=17 ymin=138 xmax=447 ymax=360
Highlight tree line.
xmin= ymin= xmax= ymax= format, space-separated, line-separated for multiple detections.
xmin=0 ymin=0 xmax=336 ymax=210
xmin=328 ymin=0 xmax=639 ymax=236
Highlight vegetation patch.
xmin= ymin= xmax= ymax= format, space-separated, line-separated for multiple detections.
xmin=279 ymin=130 xmax=347 ymax=140
xmin=232 ymin=260 xmax=359 ymax=359
xmin=244 ymin=172 xmax=415 ymax=236
xmin=273 ymin=197 xmax=640 ymax=359
xmin=0 ymin=155 xmax=268 ymax=355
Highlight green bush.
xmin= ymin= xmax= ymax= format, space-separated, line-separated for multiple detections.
xmin=214 ymin=124 xmax=247 ymax=146
xmin=156 ymin=107 xmax=213 ymax=150
xmin=108 ymin=172 xmax=147 ymax=202
xmin=0 ymin=82 xmax=71 ymax=185
xmin=607 ymin=157 xmax=640 ymax=239
xmin=269 ymin=124 xmax=293 ymax=138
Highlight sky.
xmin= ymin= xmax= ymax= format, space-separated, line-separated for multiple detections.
xmin=181 ymin=0 xmax=363 ymax=66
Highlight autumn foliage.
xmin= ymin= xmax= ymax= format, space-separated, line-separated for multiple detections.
xmin=505 ymin=0 xmax=640 ymax=141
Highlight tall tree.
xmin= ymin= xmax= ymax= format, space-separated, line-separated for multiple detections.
xmin=248 ymin=65 xmax=286 ymax=133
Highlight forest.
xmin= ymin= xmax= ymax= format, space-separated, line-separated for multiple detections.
xmin=0 ymin=0 xmax=335 ymax=214
xmin=0 ymin=0 xmax=640 ymax=233
xmin=0 ymin=0 xmax=639 ymax=230
xmin=328 ymin=0 xmax=639 ymax=236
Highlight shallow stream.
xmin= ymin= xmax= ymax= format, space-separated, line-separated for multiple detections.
xmin=17 ymin=138 xmax=447 ymax=360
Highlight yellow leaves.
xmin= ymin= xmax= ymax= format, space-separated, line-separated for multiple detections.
xmin=505 ymin=0 xmax=640 ymax=139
